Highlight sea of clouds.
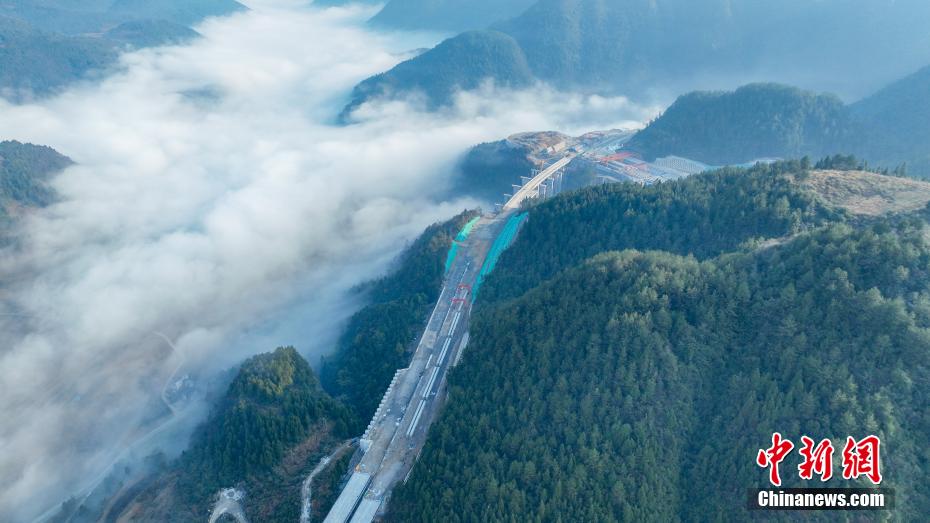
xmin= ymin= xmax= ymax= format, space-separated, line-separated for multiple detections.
xmin=0 ymin=1 xmax=657 ymax=520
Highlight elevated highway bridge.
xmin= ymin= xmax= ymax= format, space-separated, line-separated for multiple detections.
xmin=502 ymin=153 xmax=576 ymax=210
xmin=324 ymin=148 xmax=584 ymax=523
xmin=324 ymin=213 xmax=510 ymax=523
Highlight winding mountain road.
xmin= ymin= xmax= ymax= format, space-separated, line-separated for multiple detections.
xmin=301 ymin=440 xmax=354 ymax=523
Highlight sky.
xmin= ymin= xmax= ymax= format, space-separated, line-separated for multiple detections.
xmin=0 ymin=1 xmax=657 ymax=520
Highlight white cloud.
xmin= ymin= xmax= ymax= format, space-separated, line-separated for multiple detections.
xmin=0 ymin=1 xmax=656 ymax=520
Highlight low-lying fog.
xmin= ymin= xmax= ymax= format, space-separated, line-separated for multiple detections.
xmin=0 ymin=1 xmax=656 ymax=520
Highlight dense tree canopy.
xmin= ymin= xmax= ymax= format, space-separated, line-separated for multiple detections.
xmin=626 ymin=84 xmax=856 ymax=165
xmin=172 ymin=212 xmax=476 ymax=514
xmin=92 ymin=212 xmax=475 ymax=522
xmin=177 ymin=347 xmax=355 ymax=506
xmin=321 ymin=211 xmax=478 ymax=419
xmin=369 ymin=0 xmax=535 ymax=32
xmin=453 ymin=140 xmax=534 ymax=203
xmin=0 ymin=140 xmax=71 ymax=242
xmin=342 ymin=30 xmax=533 ymax=119
xmin=0 ymin=140 xmax=71 ymax=208
xmin=345 ymin=0 xmax=930 ymax=113
xmin=479 ymin=161 xmax=841 ymax=304
xmin=0 ymin=0 xmax=241 ymax=96
xmin=389 ymin=166 xmax=930 ymax=521
xmin=852 ymin=64 xmax=930 ymax=177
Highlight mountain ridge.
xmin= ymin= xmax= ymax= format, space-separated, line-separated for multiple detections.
xmin=625 ymin=77 xmax=930 ymax=176
xmin=0 ymin=0 xmax=244 ymax=98
xmin=343 ymin=0 xmax=930 ymax=116
xmin=389 ymin=163 xmax=930 ymax=520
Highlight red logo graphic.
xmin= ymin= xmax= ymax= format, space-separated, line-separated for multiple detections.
xmin=757 ymin=433 xmax=883 ymax=486
xmin=842 ymin=435 xmax=882 ymax=485
xmin=757 ymin=432 xmax=795 ymax=486
xmin=798 ymin=436 xmax=834 ymax=481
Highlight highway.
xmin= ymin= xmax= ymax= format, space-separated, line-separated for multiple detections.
xmin=324 ymin=147 xmax=581 ymax=523
xmin=323 ymin=212 xmax=508 ymax=523
xmin=503 ymin=153 xmax=575 ymax=210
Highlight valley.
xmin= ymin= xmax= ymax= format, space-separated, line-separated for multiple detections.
xmin=3 ymin=2 xmax=930 ymax=522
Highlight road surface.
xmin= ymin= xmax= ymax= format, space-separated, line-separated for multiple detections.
xmin=503 ymin=154 xmax=575 ymax=210
xmin=208 ymin=489 xmax=248 ymax=523
xmin=324 ymin=146 xmax=584 ymax=523
xmin=300 ymin=440 xmax=354 ymax=523
xmin=323 ymin=212 xmax=510 ymax=523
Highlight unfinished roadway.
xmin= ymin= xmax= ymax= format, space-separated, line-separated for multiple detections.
xmin=323 ymin=151 xmax=577 ymax=523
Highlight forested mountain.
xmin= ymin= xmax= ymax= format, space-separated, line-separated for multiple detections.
xmin=343 ymin=0 xmax=930 ymax=115
xmin=625 ymin=75 xmax=930 ymax=176
xmin=479 ymin=161 xmax=840 ymax=304
xmin=0 ymin=140 xmax=71 ymax=208
xmin=493 ymin=0 xmax=740 ymax=93
xmin=103 ymin=19 xmax=199 ymax=48
xmin=0 ymin=140 xmax=71 ymax=240
xmin=0 ymin=0 xmax=243 ymax=98
xmin=342 ymin=30 xmax=533 ymax=118
xmin=626 ymin=83 xmax=856 ymax=165
xmin=176 ymin=347 xmax=355 ymax=514
xmin=321 ymin=211 xmax=478 ymax=419
xmin=452 ymin=140 xmax=535 ymax=203
xmin=311 ymin=0 xmax=377 ymax=6
xmin=368 ymin=0 xmax=535 ymax=32
xmin=852 ymin=65 xmax=930 ymax=177
xmin=86 ymin=212 xmax=475 ymax=522
xmin=96 ymin=347 xmax=355 ymax=523
xmin=1 ymin=0 xmax=243 ymax=34
xmin=0 ymin=16 xmax=118 ymax=97
xmin=389 ymin=164 xmax=930 ymax=520
xmin=107 ymin=0 xmax=245 ymax=27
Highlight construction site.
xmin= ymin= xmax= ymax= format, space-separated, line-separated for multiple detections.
xmin=318 ymin=128 xmax=780 ymax=522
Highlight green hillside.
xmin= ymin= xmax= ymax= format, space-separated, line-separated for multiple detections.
xmin=86 ymin=212 xmax=475 ymax=522
xmin=452 ymin=140 xmax=534 ymax=203
xmin=0 ymin=0 xmax=243 ymax=98
xmin=479 ymin=161 xmax=840 ymax=304
xmin=852 ymin=65 xmax=930 ymax=177
xmin=321 ymin=211 xmax=478 ymax=419
xmin=344 ymin=0 xmax=930 ymax=114
xmin=342 ymin=30 xmax=533 ymax=119
xmin=625 ymin=75 xmax=930 ymax=176
xmin=494 ymin=0 xmax=739 ymax=93
xmin=369 ymin=0 xmax=535 ymax=32
xmin=104 ymin=19 xmax=199 ymax=48
xmin=1 ymin=0 xmax=244 ymax=33
xmin=176 ymin=347 xmax=356 ymax=510
xmin=626 ymin=84 xmax=856 ymax=165
xmin=0 ymin=16 xmax=117 ymax=97
xmin=0 ymin=140 xmax=72 ymax=240
xmin=0 ymin=140 xmax=71 ymax=207
xmin=107 ymin=0 xmax=245 ymax=27
xmin=389 ymin=165 xmax=930 ymax=521
xmin=82 ymin=347 xmax=358 ymax=522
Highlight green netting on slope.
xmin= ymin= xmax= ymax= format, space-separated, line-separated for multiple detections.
xmin=444 ymin=242 xmax=460 ymax=273
xmin=445 ymin=216 xmax=482 ymax=273
xmin=455 ymin=216 xmax=481 ymax=242
xmin=473 ymin=212 xmax=528 ymax=298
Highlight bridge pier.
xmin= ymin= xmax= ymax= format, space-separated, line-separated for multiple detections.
xmin=501 ymin=153 xmax=577 ymax=211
